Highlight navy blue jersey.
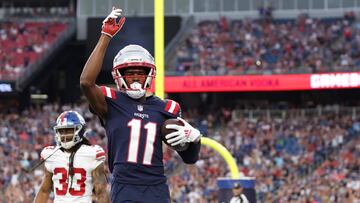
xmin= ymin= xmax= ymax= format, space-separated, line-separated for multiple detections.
xmin=98 ymin=86 xmax=200 ymax=185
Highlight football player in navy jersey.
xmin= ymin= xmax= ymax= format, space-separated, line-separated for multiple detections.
xmin=80 ymin=7 xmax=202 ymax=203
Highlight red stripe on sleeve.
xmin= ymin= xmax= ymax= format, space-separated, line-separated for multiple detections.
xmin=173 ymin=102 xmax=180 ymax=115
xmin=110 ymin=88 xmax=117 ymax=99
xmin=100 ymin=86 xmax=107 ymax=96
xmin=96 ymin=152 xmax=106 ymax=159
xmin=165 ymin=100 xmax=171 ymax=112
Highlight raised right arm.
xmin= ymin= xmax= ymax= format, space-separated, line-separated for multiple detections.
xmin=80 ymin=7 xmax=125 ymax=120
xmin=80 ymin=35 xmax=111 ymax=119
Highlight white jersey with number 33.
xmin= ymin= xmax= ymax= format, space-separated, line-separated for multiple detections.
xmin=40 ymin=145 xmax=105 ymax=203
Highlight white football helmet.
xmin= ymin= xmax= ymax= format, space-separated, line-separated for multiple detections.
xmin=112 ymin=44 xmax=156 ymax=99
xmin=54 ymin=111 xmax=86 ymax=149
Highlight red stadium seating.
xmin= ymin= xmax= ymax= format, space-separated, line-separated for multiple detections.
xmin=0 ymin=21 xmax=68 ymax=80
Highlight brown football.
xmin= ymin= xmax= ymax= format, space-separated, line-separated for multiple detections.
xmin=161 ymin=118 xmax=189 ymax=151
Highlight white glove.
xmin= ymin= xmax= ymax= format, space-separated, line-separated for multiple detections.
xmin=103 ymin=7 xmax=122 ymax=24
xmin=165 ymin=117 xmax=201 ymax=146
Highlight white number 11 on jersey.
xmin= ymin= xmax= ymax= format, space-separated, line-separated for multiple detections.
xmin=127 ymin=119 xmax=157 ymax=165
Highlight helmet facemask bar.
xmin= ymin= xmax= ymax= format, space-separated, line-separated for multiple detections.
xmin=112 ymin=45 xmax=156 ymax=99
xmin=54 ymin=124 xmax=83 ymax=149
xmin=143 ymin=68 xmax=155 ymax=89
xmin=112 ymin=65 xmax=156 ymax=99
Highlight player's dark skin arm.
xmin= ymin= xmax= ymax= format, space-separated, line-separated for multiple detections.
xmin=33 ymin=169 xmax=53 ymax=203
xmin=80 ymin=34 xmax=110 ymax=120
xmin=177 ymin=141 xmax=201 ymax=164
xmin=92 ymin=163 xmax=110 ymax=203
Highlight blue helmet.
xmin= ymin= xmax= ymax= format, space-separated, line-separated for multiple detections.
xmin=54 ymin=111 xmax=86 ymax=149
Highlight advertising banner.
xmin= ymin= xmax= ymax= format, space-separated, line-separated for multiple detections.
xmin=164 ymin=72 xmax=360 ymax=92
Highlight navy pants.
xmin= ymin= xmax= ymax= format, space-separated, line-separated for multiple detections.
xmin=110 ymin=182 xmax=171 ymax=203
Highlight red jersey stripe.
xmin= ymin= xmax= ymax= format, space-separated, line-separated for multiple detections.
xmin=110 ymin=88 xmax=116 ymax=99
xmin=100 ymin=86 xmax=107 ymax=96
xmin=168 ymin=101 xmax=176 ymax=114
xmin=100 ymin=86 xmax=116 ymax=99
xmin=96 ymin=152 xmax=106 ymax=159
xmin=173 ymin=102 xmax=180 ymax=115
xmin=165 ymin=100 xmax=172 ymax=112
xmin=165 ymin=100 xmax=179 ymax=115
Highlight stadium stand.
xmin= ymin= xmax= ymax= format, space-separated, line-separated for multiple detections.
xmin=0 ymin=102 xmax=359 ymax=202
xmin=171 ymin=13 xmax=360 ymax=76
xmin=0 ymin=20 xmax=69 ymax=81
xmin=2 ymin=1 xmax=360 ymax=202
xmin=167 ymin=107 xmax=360 ymax=202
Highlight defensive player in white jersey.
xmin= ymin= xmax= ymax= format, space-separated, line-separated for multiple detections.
xmin=33 ymin=111 xmax=109 ymax=203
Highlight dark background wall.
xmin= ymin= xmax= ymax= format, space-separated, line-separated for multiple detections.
xmin=87 ymin=16 xmax=182 ymax=83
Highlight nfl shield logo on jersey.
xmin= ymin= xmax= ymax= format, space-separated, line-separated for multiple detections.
xmin=137 ymin=105 xmax=143 ymax=112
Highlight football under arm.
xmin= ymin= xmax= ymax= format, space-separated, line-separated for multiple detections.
xmin=33 ymin=169 xmax=53 ymax=203
xmin=92 ymin=163 xmax=110 ymax=203
xmin=79 ymin=35 xmax=110 ymax=119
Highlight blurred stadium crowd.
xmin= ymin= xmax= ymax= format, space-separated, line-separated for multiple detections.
xmin=0 ymin=102 xmax=359 ymax=203
xmin=169 ymin=108 xmax=360 ymax=202
xmin=0 ymin=21 xmax=68 ymax=80
xmin=2 ymin=13 xmax=360 ymax=80
xmin=173 ymin=12 xmax=360 ymax=75
xmin=1 ymin=6 xmax=360 ymax=203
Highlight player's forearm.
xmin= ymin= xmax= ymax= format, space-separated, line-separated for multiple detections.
xmin=94 ymin=185 xmax=110 ymax=203
xmin=93 ymin=163 xmax=110 ymax=203
xmin=177 ymin=141 xmax=201 ymax=164
xmin=80 ymin=34 xmax=111 ymax=88
xmin=96 ymin=191 xmax=110 ymax=203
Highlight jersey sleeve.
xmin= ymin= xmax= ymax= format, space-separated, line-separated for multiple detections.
xmin=90 ymin=86 xmax=118 ymax=125
xmin=100 ymin=86 xmax=117 ymax=100
xmin=40 ymin=146 xmax=57 ymax=172
xmin=163 ymin=99 xmax=182 ymax=118
xmin=93 ymin=145 xmax=106 ymax=169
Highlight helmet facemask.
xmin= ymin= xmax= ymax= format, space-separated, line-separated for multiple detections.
xmin=112 ymin=66 xmax=155 ymax=99
xmin=54 ymin=125 xmax=83 ymax=149
xmin=112 ymin=44 xmax=156 ymax=99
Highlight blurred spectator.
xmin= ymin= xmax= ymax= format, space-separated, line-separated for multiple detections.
xmin=172 ymin=13 xmax=360 ymax=76
xmin=0 ymin=102 xmax=359 ymax=202
xmin=167 ymin=107 xmax=360 ymax=202
xmin=0 ymin=21 xmax=68 ymax=80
